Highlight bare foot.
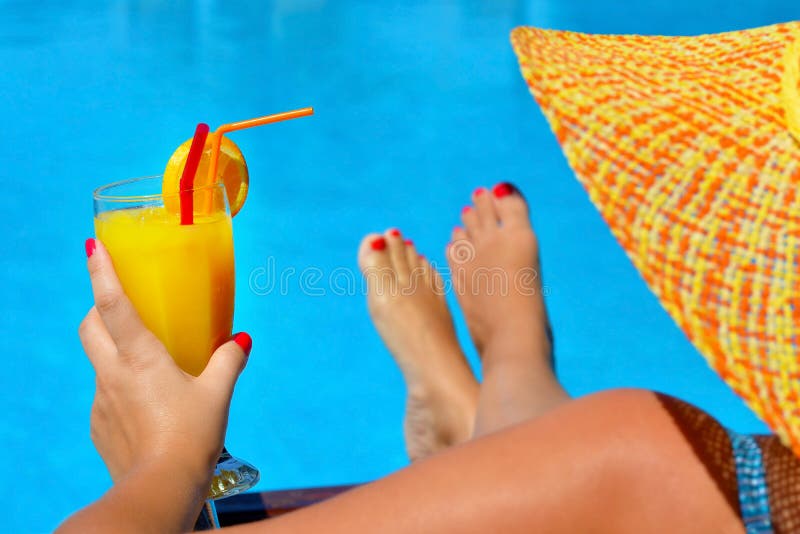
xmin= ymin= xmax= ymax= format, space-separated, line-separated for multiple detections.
xmin=448 ymin=183 xmax=569 ymax=436
xmin=359 ymin=229 xmax=478 ymax=461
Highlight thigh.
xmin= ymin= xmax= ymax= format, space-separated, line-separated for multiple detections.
xmin=517 ymin=389 xmax=744 ymax=534
xmin=229 ymin=389 xmax=745 ymax=534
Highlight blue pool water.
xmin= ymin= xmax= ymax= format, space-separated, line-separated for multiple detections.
xmin=3 ymin=1 xmax=800 ymax=532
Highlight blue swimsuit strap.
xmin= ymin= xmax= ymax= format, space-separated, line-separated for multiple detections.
xmin=728 ymin=430 xmax=774 ymax=533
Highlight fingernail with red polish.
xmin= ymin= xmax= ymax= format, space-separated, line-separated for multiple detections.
xmin=371 ymin=237 xmax=387 ymax=251
xmin=232 ymin=332 xmax=252 ymax=356
xmin=389 ymin=229 xmax=401 ymax=237
xmin=85 ymin=238 xmax=96 ymax=258
xmin=474 ymin=187 xmax=487 ymax=197
xmin=492 ymin=182 xmax=514 ymax=198
xmin=404 ymin=239 xmax=413 ymax=246
xmin=461 ymin=206 xmax=471 ymax=214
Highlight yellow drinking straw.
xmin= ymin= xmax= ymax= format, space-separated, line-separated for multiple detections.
xmin=207 ymin=107 xmax=314 ymax=183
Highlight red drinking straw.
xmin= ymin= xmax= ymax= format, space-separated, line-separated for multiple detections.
xmin=179 ymin=123 xmax=210 ymax=225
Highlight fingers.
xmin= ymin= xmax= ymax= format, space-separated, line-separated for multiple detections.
xmin=78 ymin=307 xmax=117 ymax=372
xmin=200 ymin=333 xmax=252 ymax=397
xmin=86 ymin=239 xmax=152 ymax=354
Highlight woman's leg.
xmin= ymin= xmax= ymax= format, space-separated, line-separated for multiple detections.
xmin=449 ymin=184 xmax=569 ymax=436
xmin=357 ymin=184 xmax=573 ymax=455
xmin=227 ymin=390 xmax=744 ymax=534
xmin=356 ymin=193 xmax=572 ymax=460
xmin=358 ymin=229 xmax=478 ymax=461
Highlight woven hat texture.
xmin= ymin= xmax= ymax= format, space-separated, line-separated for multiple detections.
xmin=511 ymin=22 xmax=800 ymax=454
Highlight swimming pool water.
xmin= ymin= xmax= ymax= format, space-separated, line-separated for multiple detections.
xmin=3 ymin=1 xmax=799 ymax=532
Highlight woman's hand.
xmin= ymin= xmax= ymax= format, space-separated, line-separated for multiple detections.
xmin=79 ymin=238 xmax=252 ymax=483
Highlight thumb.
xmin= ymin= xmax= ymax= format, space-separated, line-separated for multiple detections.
xmin=200 ymin=332 xmax=252 ymax=396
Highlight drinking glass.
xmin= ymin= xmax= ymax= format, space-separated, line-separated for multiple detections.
xmin=93 ymin=176 xmax=259 ymax=527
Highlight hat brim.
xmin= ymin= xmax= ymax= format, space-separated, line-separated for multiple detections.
xmin=512 ymin=22 xmax=800 ymax=454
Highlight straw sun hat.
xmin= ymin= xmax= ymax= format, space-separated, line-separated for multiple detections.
xmin=511 ymin=22 xmax=800 ymax=454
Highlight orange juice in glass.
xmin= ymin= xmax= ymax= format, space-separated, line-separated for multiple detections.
xmin=94 ymin=179 xmax=234 ymax=376
xmin=93 ymin=176 xmax=258 ymax=502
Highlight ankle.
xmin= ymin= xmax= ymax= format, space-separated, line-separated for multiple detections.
xmin=405 ymin=383 xmax=477 ymax=444
xmin=480 ymin=319 xmax=552 ymax=365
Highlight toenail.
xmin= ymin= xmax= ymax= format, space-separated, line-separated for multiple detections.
xmin=474 ymin=187 xmax=487 ymax=196
xmin=371 ymin=237 xmax=387 ymax=251
xmin=493 ymin=182 xmax=516 ymax=198
xmin=389 ymin=229 xmax=401 ymax=237
xmin=453 ymin=225 xmax=462 ymax=233
xmin=462 ymin=206 xmax=472 ymax=214
xmin=404 ymin=239 xmax=413 ymax=246
xmin=419 ymin=254 xmax=425 ymax=260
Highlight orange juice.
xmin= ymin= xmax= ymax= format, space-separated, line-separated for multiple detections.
xmin=94 ymin=206 xmax=235 ymax=376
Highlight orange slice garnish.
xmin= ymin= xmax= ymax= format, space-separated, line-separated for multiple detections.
xmin=163 ymin=133 xmax=249 ymax=217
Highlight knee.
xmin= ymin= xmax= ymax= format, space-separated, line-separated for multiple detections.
xmin=560 ymin=388 xmax=678 ymax=445
xmin=565 ymin=388 xmax=705 ymax=466
xmin=553 ymin=389 xmax=741 ymax=532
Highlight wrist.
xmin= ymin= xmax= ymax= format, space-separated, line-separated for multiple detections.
xmin=134 ymin=446 xmax=216 ymax=494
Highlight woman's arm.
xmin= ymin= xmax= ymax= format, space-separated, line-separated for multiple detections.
xmin=57 ymin=239 xmax=250 ymax=533
xmin=59 ymin=239 xmax=742 ymax=533
xmin=58 ymin=454 xmax=210 ymax=533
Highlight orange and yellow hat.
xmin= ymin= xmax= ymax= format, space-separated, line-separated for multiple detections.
xmin=511 ymin=22 xmax=800 ymax=454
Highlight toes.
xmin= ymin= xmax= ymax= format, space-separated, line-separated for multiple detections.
xmin=359 ymin=232 xmax=399 ymax=298
xmin=450 ymin=225 xmax=468 ymax=244
xmin=412 ymin=246 xmax=439 ymax=293
xmin=404 ymin=238 xmax=420 ymax=269
xmin=460 ymin=205 xmax=480 ymax=238
xmin=385 ymin=228 xmax=411 ymax=279
xmin=425 ymin=259 xmax=447 ymax=296
xmin=492 ymin=182 xmax=530 ymax=229
xmin=447 ymin=226 xmax=472 ymax=270
xmin=358 ymin=233 xmax=391 ymax=272
xmin=471 ymin=186 xmax=499 ymax=230
xmin=404 ymin=238 xmax=428 ymax=288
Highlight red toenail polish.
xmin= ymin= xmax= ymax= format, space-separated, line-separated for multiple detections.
xmin=419 ymin=254 xmax=425 ymax=260
xmin=453 ymin=226 xmax=462 ymax=233
xmin=492 ymin=182 xmax=513 ymax=198
xmin=404 ymin=239 xmax=413 ymax=246
xmin=371 ymin=237 xmax=387 ymax=251
xmin=85 ymin=238 xmax=96 ymax=258
xmin=462 ymin=206 xmax=471 ymax=214
xmin=389 ymin=229 xmax=401 ymax=237
xmin=474 ymin=187 xmax=487 ymax=196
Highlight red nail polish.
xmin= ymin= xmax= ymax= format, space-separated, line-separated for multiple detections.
xmin=371 ymin=237 xmax=387 ymax=251
xmin=493 ymin=183 xmax=513 ymax=198
xmin=419 ymin=254 xmax=425 ymax=260
xmin=389 ymin=229 xmax=401 ymax=237
xmin=474 ymin=187 xmax=487 ymax=196
xmin=85 ymin=238 xmax=96 ymax=258
xmin=462 ymin=206 xmax=471 ymax=214
xmin=453 ymin=226 xmax=462 ymax=233
xmin=404 ymin=239 xmax=413 ymax=246
xmin=232 ymin=332 xmax=252 ymax=356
